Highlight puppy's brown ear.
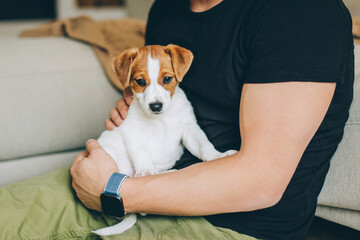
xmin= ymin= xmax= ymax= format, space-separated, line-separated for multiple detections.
xmin=165 ymin=44 xmax=194 ymax=82
xmin=112 ymin=48 xmax=138 ymax=88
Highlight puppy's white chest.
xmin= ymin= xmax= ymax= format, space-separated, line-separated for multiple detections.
xmin=123 ymin=118 xmax=184 ymax=172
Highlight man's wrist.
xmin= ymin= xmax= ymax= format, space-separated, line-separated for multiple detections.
xmin=116 ymin=175 xmax=129 ymax=195
xmin=119 ymin=177 xmax=138 ymax=213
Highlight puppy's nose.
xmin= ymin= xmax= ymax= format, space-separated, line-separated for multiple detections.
xmin=149 ymin=102 xmax=163 ymax=113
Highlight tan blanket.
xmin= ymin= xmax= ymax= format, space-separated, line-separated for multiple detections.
xmin=353 ymin=17 xmax=360 ymax=44
xmin=20 ymin=16 xmax=360 ymax=90
xmin=20 ymin=16 xmax=145 ymax=91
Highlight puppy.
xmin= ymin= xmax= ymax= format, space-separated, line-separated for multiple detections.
xmin=93 ymin=45 xmax=237 ymax=236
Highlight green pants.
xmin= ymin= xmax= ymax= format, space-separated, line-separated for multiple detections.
xmin=0 ymin=167 xmax=257 ymax=240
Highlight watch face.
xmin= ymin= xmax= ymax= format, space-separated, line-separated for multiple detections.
xmin=100 ymin=193 xmax=125 ymax=217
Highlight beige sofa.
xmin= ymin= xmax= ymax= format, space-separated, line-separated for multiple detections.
xmin=0 ymin=20 xmax=359 ymax=232
xmin=0 ymin=21 xmax=121 ymax=186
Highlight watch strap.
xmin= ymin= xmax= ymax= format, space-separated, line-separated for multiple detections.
xmin=103 ymin=172 xmax=129 ymax=196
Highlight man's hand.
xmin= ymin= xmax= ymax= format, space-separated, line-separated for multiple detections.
xmin=70 ymin=139 xmax=118 ymax=211
xmin=105 ymin=87 xmax=133 ymax=130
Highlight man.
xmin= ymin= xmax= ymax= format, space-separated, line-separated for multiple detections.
xmin=0 ymin=0 xmax=353 ymax=239
xmin=71 ymin=0 xmax=354 ymax=239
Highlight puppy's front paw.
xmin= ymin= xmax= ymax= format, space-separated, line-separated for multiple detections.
xmin=135 ymin=169 xmax=158 ymax=177
xmin=219 ymin=150 xmax=238 ymax=158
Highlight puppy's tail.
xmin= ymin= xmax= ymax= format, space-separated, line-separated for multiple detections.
xmin=93 ymin=214 xmax=137 ymax=236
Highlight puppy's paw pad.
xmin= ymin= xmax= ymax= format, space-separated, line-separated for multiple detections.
xmin=219 ymin=150 xmax=238 ymax=158
xmin=135 ymin=169 xmax=158 ymax=177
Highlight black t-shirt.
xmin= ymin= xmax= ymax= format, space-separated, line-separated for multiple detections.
xmin=145 ymin=0 xmax=354 ymax=239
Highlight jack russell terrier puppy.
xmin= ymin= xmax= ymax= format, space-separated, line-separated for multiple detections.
xmin=93 ymin=44 xmax=237 ymax=236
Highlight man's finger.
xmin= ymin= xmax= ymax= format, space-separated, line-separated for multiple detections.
xmin=72 ymin=180 xmax=79 ymax=191
xmin=110 ymin=108 xmax=122 ymax=125
xmin=117 ymin=102 xmax=129 ymax=120
xmin=72 ymin=179 xmax=87 ymax=192
xmin=123 ymin=87 xmax=133 ymax=105
xmin=105 ymin=118 xmax=117 ymax=130
xmin=73 ymin=151 xmax=87 ymax=164
xmin=86 ymin=139 xmax=102 ymax=153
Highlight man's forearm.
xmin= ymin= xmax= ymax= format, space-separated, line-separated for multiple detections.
xmin=120 ymin=151 xmax=281 ymax=216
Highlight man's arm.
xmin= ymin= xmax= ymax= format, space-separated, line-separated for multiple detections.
xmin=120 ymin=81 xmax=335 ymax=215
xmin=71 ymin=81 xmax=335 ymax=214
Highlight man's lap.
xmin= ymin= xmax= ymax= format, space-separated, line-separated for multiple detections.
xmin=0 ymin=167 xmax=256 ymax=240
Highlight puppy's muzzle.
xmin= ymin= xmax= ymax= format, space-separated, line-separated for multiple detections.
xmin=149 ymin=102 xmax=163 ymax=113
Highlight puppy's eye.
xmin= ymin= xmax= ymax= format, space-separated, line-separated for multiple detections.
xmin=163 ymin=76 xmax=173 ymax=84
xmin=135 ymin=79 xmax=146 ymax=87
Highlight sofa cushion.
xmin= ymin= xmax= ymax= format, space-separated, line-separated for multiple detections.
xmin=0 ymin=150 xmax=82 ymax=187
xmin=316 ymin=205 xmax=360 ymax=231
xmin=0 ymin=32 xmax=121 ymax=161
xmin=317 ymin=44 xmax=360 ymax=214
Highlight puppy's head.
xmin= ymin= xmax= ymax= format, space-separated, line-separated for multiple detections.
xmin=112 ymin=45 xmax=193 ymax=115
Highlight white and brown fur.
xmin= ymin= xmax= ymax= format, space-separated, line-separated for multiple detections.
xmin=93 ymin=45 xmax=237 ymax=236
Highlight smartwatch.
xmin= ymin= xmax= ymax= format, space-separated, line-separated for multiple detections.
xmin=100 ymin=173 xmax=129 ymax=217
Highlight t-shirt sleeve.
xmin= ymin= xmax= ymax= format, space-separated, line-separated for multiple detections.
xmin=244 ymin=0 xmax=353 ymax=84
